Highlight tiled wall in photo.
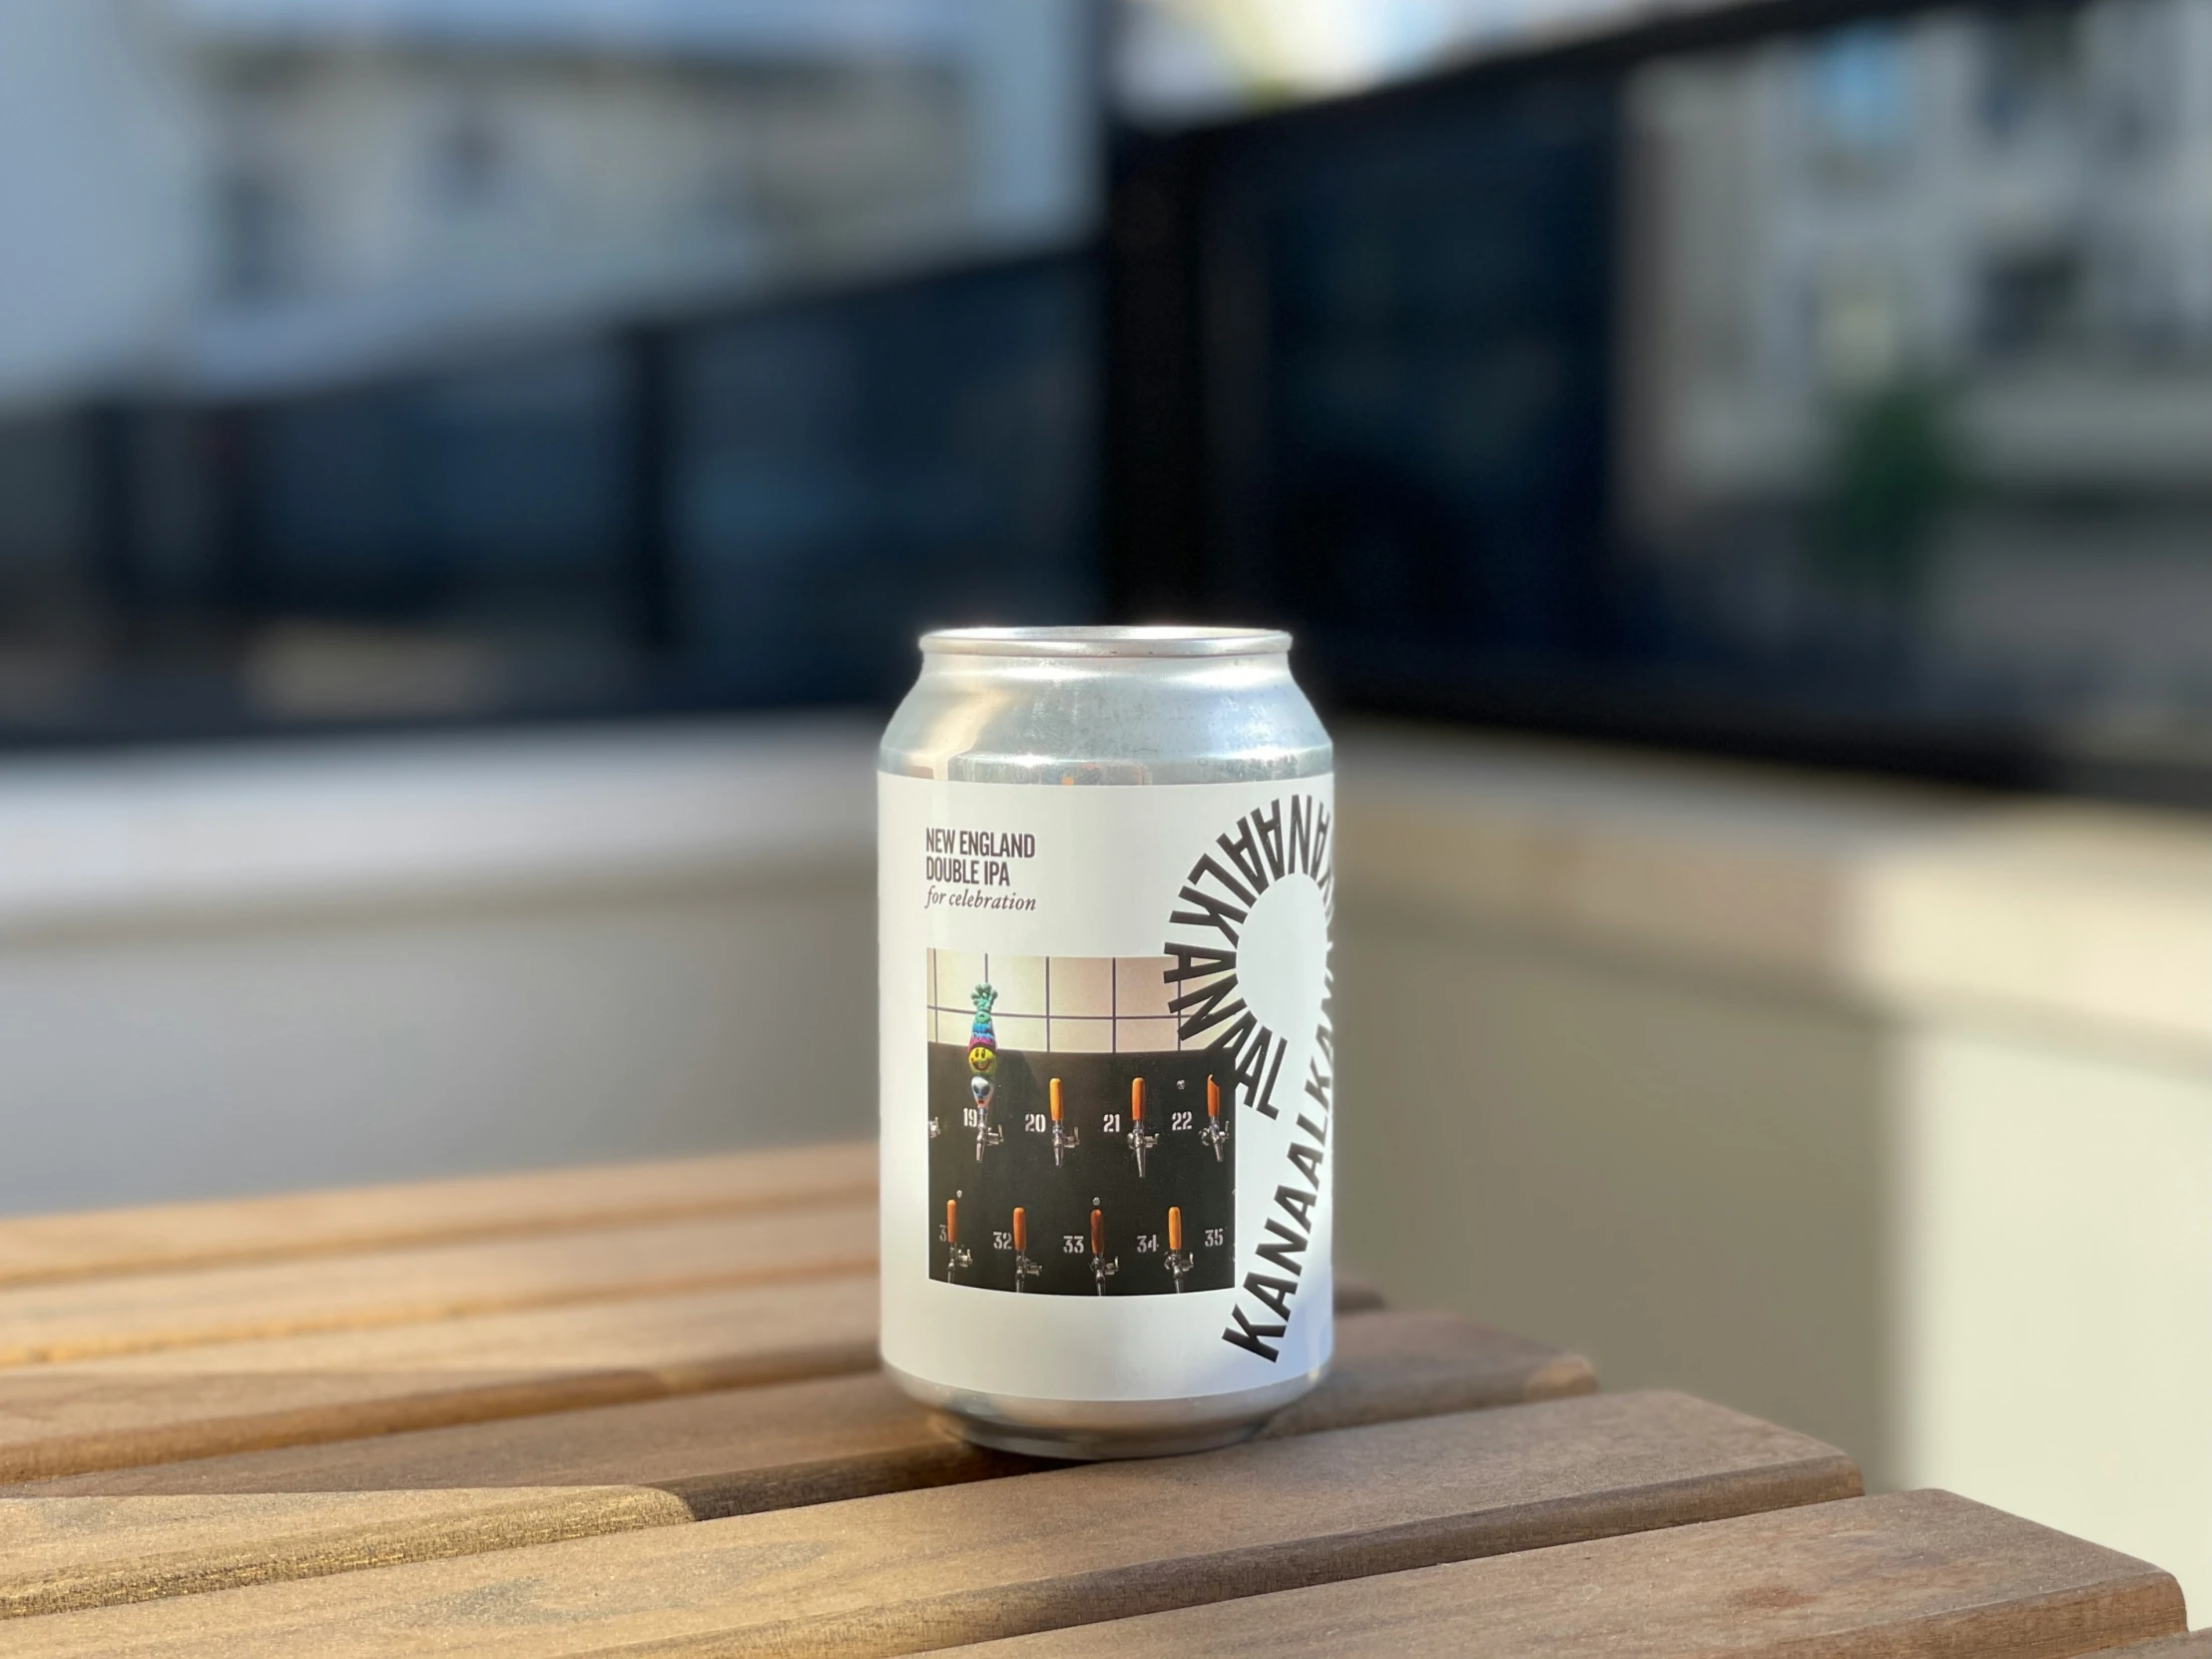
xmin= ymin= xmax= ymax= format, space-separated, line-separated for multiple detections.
xmin=928 ymin=950 xmax=1189 ymax=1054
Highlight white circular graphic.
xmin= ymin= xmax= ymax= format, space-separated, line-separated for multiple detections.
xmin=1233 ymin=872 xmax=1330 ymax=1045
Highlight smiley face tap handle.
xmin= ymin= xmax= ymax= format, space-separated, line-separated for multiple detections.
xmin=965 ymin=984 xmax=1004 ymax=1162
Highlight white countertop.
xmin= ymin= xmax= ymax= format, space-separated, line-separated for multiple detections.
xmin=0 ymin=712 xmax=2199 ymax=1054
xmin=0 ymin=715 xmax=879 ymax=938
xmin=1340 ymin=725 xmax=2212 ymax=1057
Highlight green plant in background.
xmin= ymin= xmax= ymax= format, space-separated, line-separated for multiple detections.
xmin=1814 ymin=377 xmax=1965 ymax=626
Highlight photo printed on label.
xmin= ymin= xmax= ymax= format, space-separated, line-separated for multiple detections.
xmin=925 ymin=950 xmax=1235 ymax=1297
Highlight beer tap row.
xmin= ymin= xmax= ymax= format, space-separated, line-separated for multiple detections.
xmin=967 ymin=1073 xmax=1230 ymax=1175
xmin=942 ymin=1197 xmax=1210 ymax=1295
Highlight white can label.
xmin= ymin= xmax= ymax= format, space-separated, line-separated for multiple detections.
xmin=878 ymin=774 xmax=1337 ymax=1402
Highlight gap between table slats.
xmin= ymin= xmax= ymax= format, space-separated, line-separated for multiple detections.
xmin=943 ymin=1489 xmax=2186 ymax=1659
xmin=0 ymin=1144 xmax=876 ymax=1291
xmin=0 ymin=1389 xmax=1857 ymax=1656
xmin=0 ymin=1311 xmax=1589 ymax=1618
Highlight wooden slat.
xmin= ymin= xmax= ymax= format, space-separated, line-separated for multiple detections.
xmin=948 ymin=1489 xmax=2186 ymax=1659
xmin=0 ymin=1266 xmax=1385 ymax=1485
xmin=0 ymin=1313 xmax=1591 ymax=1616
xmin=0 ymin=1143 xmax=874 ymax=1289
xmin=2086 ymin=1639 xmax=2212 ymax=1658
xmin=0 ymin=1390 xmax=1858 ymax=1656
xmin=20 ymin=1310 xmax=1586 ymax=1499
xmin=0 ymin=1488 xmax=693 ymax=1625
xmin=1253 ymin=1309 xmax=1589 ymax=1439
xmin=0 ymin=1204 xmax=876 ymax=1368
xmin=0 ymin=1277 xmax=878 ymax=1483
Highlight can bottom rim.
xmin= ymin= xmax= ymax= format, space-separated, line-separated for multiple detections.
xmin=883 ymin=1360 xmax=1329 ymax=1462
xmin=944 ymin=1415 xmax=1266 ymax=1460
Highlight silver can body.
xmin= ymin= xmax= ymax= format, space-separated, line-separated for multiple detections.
xmin=878 ymin=626 xmax=1335 ymax=1459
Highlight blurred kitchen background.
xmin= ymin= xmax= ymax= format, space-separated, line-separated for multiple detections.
xmin=2 ymin=0 xmax=2209 ymax=1608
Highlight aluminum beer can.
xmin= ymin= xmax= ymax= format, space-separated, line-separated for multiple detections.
xmin=878 ymin=626 xmax=1336 ymax=1458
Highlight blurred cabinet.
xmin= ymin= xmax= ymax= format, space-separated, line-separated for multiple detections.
xmin=0 ymin=717 xmax=877 ymax=1214
xmin=1334 ymin=724 xmax=2212 ymax=1614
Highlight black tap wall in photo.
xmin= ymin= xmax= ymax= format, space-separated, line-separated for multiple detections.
xmin=923 ymin=971 xmax=1237 ymax=1298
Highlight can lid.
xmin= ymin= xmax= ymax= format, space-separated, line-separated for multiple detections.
xmin=920 ymin=625 xmax=1292 ymax=660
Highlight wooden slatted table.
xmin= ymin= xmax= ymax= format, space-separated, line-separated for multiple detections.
xmin=0 ymin=1141 xmax=2193 ymax=1656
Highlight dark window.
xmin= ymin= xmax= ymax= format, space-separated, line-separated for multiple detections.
xmin=1980 ymin=5 xmax=2083 ymax=140
xmin=1107 ymin=0 xmax=2212 ymax=807
xmin=677 ymin=258 xmax=1101 ymax=705
xmin=216 ymin=168 xmax=298 ymax=301
xmin=1979 ymin=248 xmax=2083 ymax=359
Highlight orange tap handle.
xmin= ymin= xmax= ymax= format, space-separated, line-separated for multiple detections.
xmin=944 ymin=1198 xmax=957 ymax=1246
xmin=1207 ymin=1075 xmax=1221 ymax=1120
xmin=1130 ymin=1076 xmax=1146 ymax=1122
xmin=1090 ymin=1207 xmax=1104 ymax=1256
xmin=1049 ymin=1078 xmax=1062 ymax=1123
xmin=1012 ymin=1206 xmax=1028 ymax=1254
xmin=1168 ymin=1206 xmax=1183 ymax=1252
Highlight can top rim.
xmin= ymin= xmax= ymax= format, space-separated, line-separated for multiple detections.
xmin=920 ymin=626 xmax=1292 ymax=660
